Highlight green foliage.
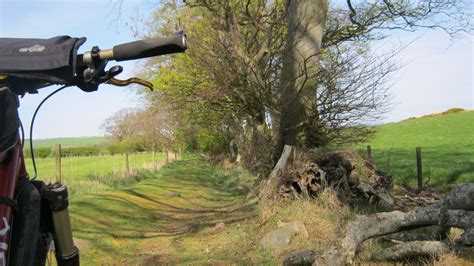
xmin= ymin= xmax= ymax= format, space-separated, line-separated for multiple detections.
xmin=105 ymin=137 xmax=153 ymax=155
xmin=24 ymin=147 xmax=52 ymax=158
xmin=119 ymin=137 xmax=148 ymax=153
xmin=57 ymin=146 xmax=102 ymax=157
xmin=105 ymin=143 xmax=126 ymax=155
xmin=196 ymin=129 xmax=226 ymax=153
xmin=26 ymin=146 xmax=104 ymax=158
xmin=360 ymin=110 xmax=474 ymax=192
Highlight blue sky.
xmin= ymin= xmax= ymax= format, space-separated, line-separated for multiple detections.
xmin=384 ymin=31 xmax=472 ymax=121
xmin=0 ymin=0 xmax=472 ymax=139
xmin=1 ymin=0 xmax=154 ymax=139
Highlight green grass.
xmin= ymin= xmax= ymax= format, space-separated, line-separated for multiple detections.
xmin=69 ymin=155 xmax=259 ymax=265
xmin=26 ymin=152 xmax=164 ymax=195
xmin=359 ymin=110 xmax=474 ymax=191
xmin=25 ymin=136 xmax=108 ymax=148
xmin=61 ymin=152 xmax=472 ymax=264
xmin=65 ymin=156 xmax=390 ymax=265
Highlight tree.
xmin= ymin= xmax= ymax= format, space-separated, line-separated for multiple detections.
xmin=143 ymin=0 xmax=472 ymax=172
xmin=101 ymin=103 xmax=180 ymax=152
xmin=277 ymin=0 xmax=472 ymax=154
xmin=101 ymin=108 xmax=137 ymax=142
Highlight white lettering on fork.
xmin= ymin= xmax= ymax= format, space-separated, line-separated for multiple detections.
xmin=0 ymin=217 xmax=10 ymax=266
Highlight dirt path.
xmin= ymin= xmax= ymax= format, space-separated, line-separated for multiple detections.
xmin=69 ymin=157 xmax=258 ymax=265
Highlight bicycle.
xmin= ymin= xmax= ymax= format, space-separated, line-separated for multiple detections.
xmin=0 ymin=30 xmax=187 ymax=265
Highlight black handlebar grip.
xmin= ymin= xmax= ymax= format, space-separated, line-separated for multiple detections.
xmin=112 ymin=31 xmax=187 ymax=62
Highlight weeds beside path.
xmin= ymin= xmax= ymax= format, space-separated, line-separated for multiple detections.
xmin=69 ymin=155 xmax=259 ymax=265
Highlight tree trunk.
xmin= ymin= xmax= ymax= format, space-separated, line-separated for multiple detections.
xmin=277 ymin=0 xmax=328 ymax=158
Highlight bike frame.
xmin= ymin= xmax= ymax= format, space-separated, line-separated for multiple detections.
xmin=0 ymin=136 xmax=26 ymax=265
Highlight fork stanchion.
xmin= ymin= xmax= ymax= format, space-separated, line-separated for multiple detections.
xmin=43 ymin=183 xmax=79 ymax=265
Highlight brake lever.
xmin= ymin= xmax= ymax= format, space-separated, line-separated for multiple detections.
xmin=106 ymin=77 xmax=154 ymax=91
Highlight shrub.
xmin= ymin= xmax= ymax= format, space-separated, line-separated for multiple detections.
xmin=442 ymin=108 xmax=464 ymax=115
xmin=25 ymin=146 xmax=105 ymax=158
xmin=196 ymin=129 xmax=226 ymax=153
xmin=57 ymin=146 xmax=102 ymax=157
xmin=24 ymin=147 xmax=52 ymax=158
xmin=107 ymin=143 xmax=125 ymax=155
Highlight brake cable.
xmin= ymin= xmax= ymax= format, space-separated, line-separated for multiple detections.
xmin=15 ymin=85 xmax=68 ymax=202
xmin=29 ymin=85 xmax=68 ymax=181
xmin=22 ymin=73 xmax=152 ymax=186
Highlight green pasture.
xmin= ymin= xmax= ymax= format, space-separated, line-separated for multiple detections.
xmin=359 ymin=110 xmax=474 ymax=191
xmin=25 ymin=152 xmax=164 ymax=195
xmin=26 ymin=136 xmax=108 ymax=148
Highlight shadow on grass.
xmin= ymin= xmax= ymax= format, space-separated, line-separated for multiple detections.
xmin=70 ymin=156 xmax=257 ymax=245
xmin=157 ymin=158 xmax=250 ymax=196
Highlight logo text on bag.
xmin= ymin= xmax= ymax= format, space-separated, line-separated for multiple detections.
xmin=19 ymin=44 xmax=46 ymax=53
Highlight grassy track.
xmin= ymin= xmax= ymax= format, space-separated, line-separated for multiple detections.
xmin=60 ymin=149 xmax=472 ymax=264
xmin=360 ymin=110 xmax=474 ymax=191
xmin=69 ymin=155 xmax=258 ymax=265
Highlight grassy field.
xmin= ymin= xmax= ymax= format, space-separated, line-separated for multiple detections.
xmin=25 ymin=152 xmax=164 ymax=195
xmin=26 ymin=136 xmax=108 ymax=148
xmin=359 ymin=110 xmax=474 ymax=191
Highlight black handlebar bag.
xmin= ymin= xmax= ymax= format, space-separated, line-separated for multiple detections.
xmin=0 ymin=35 xmax=86 ymax=93
xmin=0 ymin=87 xmax=19 ymax=153
xmin=0 ymin=36 xmax=85 ymax=152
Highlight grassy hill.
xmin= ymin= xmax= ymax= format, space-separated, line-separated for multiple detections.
xmin=360 ymin=110 xmax=474 ymax=191
xmin=26 ymin=136 xmax=108 ymax=148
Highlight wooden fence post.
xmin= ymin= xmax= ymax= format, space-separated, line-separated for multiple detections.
xmin=152 ymin=144 xmax=157 ymax=170
xmin=367 ymin=145 xmax=372 ymax=160
xmin=125 ymin=152 xmax=130 ymax=175
xmin=55 ymin=144 xmax=62 ymax=183
xmin=178 ymin=146 xmax=182 ymax=160
xmin=416 ymin=147 xmax=423 ymax=192
xmin=166 ymin=149 xmax=169 ymax=163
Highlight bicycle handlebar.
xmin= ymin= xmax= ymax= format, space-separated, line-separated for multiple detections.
xmin=81 ymin=30 xmax=187 ymax=64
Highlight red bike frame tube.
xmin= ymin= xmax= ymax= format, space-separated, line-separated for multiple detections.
xmin=0 ymin=137 xmax=26 ymax=265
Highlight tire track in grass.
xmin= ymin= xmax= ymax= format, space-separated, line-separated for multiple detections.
xmin=69 ymin=155 xmax=258 ymax=265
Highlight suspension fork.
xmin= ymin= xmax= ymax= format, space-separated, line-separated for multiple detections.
xmin=39 ymin=182 xmax=79 ymax=265
xmin=0 ymin=137 xmax=79 ymax=265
